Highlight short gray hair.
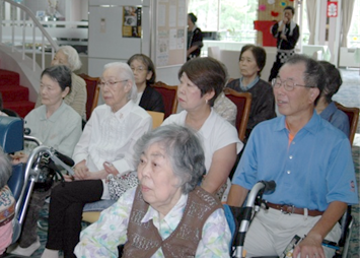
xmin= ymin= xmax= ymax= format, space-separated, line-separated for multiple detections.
xmin=103 ymin=62 xmax=137 ymax=102
xmin=284 ymin=54 xmax=324 ymax=105
xmin=133 ymin=125 xmax=206 ymax=194
xmin=0 ymin=147 xmax=12 ymax=189
xmin=57 ymin=45 xmax=82 ymax=71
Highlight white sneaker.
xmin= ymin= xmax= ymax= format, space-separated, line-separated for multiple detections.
xmin=10 ymin=236 xmax=41 ymax=256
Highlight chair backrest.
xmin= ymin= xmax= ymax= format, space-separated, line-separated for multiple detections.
xmin=335 ymin=102 xmax=359 ymax=145
xmin=147 ymin=111 xmax=164 ymax=129
xmin=78 ymin=73 xmax=100 ymax=121
xmin=224 ymin=88 xmax=252 ymax=142
xmin=152 ymin=81 xmax=178 ymax=119
xmin=0 ymin=116 xmax=24 ymax=153
xmin=208 ymin=46 xmax=221 ymax=60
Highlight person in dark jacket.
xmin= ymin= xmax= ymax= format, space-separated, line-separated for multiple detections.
xmin=127 ymin=54 xmax=165 ymax=113
xmin=268 ymin=6 xmax=300 ymax=82
xmin=187 ymin=13 xmax=203 ymax=60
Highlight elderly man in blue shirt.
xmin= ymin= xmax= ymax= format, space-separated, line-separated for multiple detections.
xmin=227 ymin=54 xmax=358 ymax=258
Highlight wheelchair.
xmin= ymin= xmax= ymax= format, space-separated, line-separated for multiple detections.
xmin=226 ymin=180 xmax=354 ymax=258
xmin=0 ymin=116 xmax=75 ymax=255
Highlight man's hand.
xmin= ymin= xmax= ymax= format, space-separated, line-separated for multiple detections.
xmin=293 ymin=234 xmax=325 ymax=258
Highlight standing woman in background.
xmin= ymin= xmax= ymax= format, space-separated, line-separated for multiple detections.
xmin=127 ymin=54 xmax=165 ymax=113
xmin=187 ymin=13 xmax=203 ymax=60
xmin=35 ymin=45 xmax=87 ymax=121
xmin=268 ymin=6 xmax=299 ymax=82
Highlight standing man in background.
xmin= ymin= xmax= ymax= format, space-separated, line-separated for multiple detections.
xmin=187 ymin=13 xmax=203 ymax=60
xmin=268 ymin=6 xmax=299 ymax=82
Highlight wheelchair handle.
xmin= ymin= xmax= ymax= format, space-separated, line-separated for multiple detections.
xmin=234 ymin=180 xmax=276 ymax=258
xmin=54 ymin=150 xmax=75 ymax=167
xmin=24 ymin=135 xmax=42 ymax=146
xmin=259 ymin=180 xmax=276 ymax=194
xmin=15 ymin=146 xmax=75 ymax=225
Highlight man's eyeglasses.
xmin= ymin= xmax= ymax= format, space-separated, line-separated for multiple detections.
xmin=98 ymin=80 xmax=128 ymax=88
xmin=271 ymin=78 xmax=316 ymax=91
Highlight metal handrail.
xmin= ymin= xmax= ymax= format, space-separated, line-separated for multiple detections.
xmin=0 ymin=0 xmax=58 ymax=70
xmin=3 ymin=0 xmax=59 ymax=49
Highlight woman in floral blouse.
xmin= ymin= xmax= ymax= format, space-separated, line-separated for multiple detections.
xmin=75 ymin=125 xmax=231 ymax=258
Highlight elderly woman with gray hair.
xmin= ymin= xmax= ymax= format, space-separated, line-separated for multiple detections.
xmin=35 ymin=45 xmax=87 ymax=120
xmin=0 ymin=148 xmax=15 ymax=255
xmin=40 ymin=62 xmax=152 ymax=258
xmin=74 ymin=124 xmax=231 ymax=258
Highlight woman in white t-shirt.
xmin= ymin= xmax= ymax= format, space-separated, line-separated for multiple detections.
xmin=162 ymin=57 xmax=243 ymax=199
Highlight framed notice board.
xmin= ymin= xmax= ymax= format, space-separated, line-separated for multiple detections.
xmin=155 ymin=0 xmax=187 ymax=67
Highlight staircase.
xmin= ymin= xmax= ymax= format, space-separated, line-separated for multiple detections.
xmin=0 ymin=69 xmax=35 ymax=117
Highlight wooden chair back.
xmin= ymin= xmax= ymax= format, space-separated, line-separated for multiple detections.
xmin=147 ymin=111 xmax=165 ymax=129
xmin=79 ymin=73 xmax=100 ymax=121
xmin=335 ymin=102 xmax=359 ymax=145
xmin=152 ymin=81 xmax=178 ymax=119
xmin=224 ymin=88 xmax=252 ymax=142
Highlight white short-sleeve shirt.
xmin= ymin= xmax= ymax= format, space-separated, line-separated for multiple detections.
xmin=162 ymin=109 xmax=242 ymax=172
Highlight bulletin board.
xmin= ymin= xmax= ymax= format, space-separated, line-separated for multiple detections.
xmin=155 ymin=0 xmax=187 ymax=67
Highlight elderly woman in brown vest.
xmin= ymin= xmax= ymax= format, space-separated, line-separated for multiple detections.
xmin=74 ymin=124 xmax=231 ymax=258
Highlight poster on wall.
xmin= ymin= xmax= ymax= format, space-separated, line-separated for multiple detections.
xmin=123 ymin=6 xmax=141 ymax=38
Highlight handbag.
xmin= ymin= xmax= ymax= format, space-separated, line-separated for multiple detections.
xmin=107 ymin=171 xmax=138 ymax=200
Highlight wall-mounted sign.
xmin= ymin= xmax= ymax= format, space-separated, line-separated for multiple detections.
xmin=123 ymin=6 xmax=141 ymax=38
xmin=327 ymin=1 xmax=338 ymax=18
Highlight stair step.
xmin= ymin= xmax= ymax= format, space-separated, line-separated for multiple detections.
xmin=0 ymin=69 xmax=20 ymax=86
xmin=0 ymin=85 xmax=29 ymax=102
xmin=3 ymin=101 xmax=35 ymax=118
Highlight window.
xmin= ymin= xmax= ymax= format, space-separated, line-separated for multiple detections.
xmin=348 ymin=0 xmax=360 ymax=48
xmin=188 ymin=0 xmax=258 ymax=42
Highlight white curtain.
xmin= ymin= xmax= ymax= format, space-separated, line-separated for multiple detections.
xmin=341 ymin=0 xmax=355 ymax=47
xmin=306 ymin=0 xmax=317 ymax=45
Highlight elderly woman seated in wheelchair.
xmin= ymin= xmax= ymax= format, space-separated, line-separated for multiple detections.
xmin=10 ymin=65 xmax=82 ymax=256
xmin=74 ymin=124 xmax=231 ymax=258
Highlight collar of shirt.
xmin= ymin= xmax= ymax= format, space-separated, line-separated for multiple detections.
xmin=141 ymin=193 xmax=188 ymax=237
xmin=39 ymin=101 xmax=66 ymax=122
xmin=191 ymin=25 xmax=198 ymax=33
xmin=239 ymin=76 xmax=259 ymax=91
xmin=319 ymin=101 xmax=337 ymax=121
xmin=108 ymin=100 xmax=135 ymax=121
xmin=274 ymin=110 xmax=321 ymax=136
